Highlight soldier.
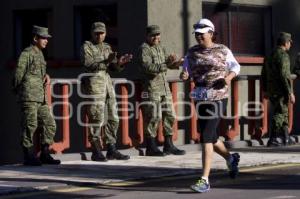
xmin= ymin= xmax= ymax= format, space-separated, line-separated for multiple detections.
xmin=261 ymin=32 xmax=296 ymax=147
xmin=80 ymin=22 xmax=132 ymax=161
xmin=137 ymin=25 xmax=186 ymax=156
xmin=13 ymin=25 xmax=60 ymax=166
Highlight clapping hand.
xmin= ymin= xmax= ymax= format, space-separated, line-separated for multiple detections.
xmin=167 ymin=54 xmax=184 ymax=69
xmin=44 ymin=74 xmax=50 ymax=86
xmin=107 ymin=52 xmax=118 ymax=64
xmin=166 ymin=54 xmax=177 ymax=65
xmin=118 ymin=54 xmax=133 ymax=66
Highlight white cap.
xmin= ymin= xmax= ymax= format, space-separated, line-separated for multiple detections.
xmin=193 ymin=18 xmax=215 ymax=33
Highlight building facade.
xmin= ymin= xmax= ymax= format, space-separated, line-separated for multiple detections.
xmin=1 ymin=0 xmax=300 ymax=164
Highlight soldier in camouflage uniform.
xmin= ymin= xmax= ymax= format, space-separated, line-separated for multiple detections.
xmin=80 ymin=22 xmax=132 ymax=161
xmin=261 ymin=32 xmax=296 ymax=147
xmin=137 ymin=25 xmax=186 ymax=156
xmin=13 ymin=26 xmax=60 ymax=166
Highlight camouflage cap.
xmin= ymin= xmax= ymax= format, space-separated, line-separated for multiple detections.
xmin=146 ymin=25 xmax=161 ymax=35
xmin=32 ymin=25 xmax=52 ymax=38
xmin=278 ymin=32 xmax=292 ymax=42
xmin=91 ymin=22 xmax=106 ymax=33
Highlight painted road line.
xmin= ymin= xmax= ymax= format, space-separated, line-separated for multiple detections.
xmin=1 ymin=163 xmax=300 ymax=198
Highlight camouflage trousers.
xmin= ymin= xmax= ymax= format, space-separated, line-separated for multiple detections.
xmin=20 ymin=102 xmax=56 ymax=148
xmin=142 ymin=95 xmax=175 ymax=138
xmin=269 ymin=96 xmax=289 ymax=135
xmin=86 ymin=96 xmax=119 ymax=145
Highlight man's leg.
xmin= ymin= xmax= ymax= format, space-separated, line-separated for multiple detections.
xmin=86 ymin=100 xmax=107 ymax=161
xmin=142 ymin=99 xmax=165 ymax=156
xmin=213 ymin=140 xmax=240 ymax=178
xmin=268 ymin=97 xmax=284 ymax=147
xmin=161 ymin=95 xmax=185 ymax=155
xmin=105 ymin=96 xmax=129 ymax=160
xmin=38 ymin=103 xmax=60 ymax=164
xmin=202 ymin=143 xmax=214 ymax=178
xmin=21 ymin=102 xmax=41 ymax=166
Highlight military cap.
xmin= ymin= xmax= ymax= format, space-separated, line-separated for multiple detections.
xmin=91 ymin=22 xmax=106 ymax=33
xmin=146 ymin=25 xmax=161 ymax=35
xmin=278 ymin=32 xmax=292 ymax=43
xmin=32 ymin=25 xmax=52 ymax=38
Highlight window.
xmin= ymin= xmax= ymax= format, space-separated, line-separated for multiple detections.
xmin=203 ymin=3 xmax=272 ymax=56
xmin=14 ymin=9 xmax=53 ymax=59
xmin=74 ymin=5 xmax=118 ymax=58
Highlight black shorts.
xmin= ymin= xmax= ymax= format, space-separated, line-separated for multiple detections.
xmin=195 ymin=98 xmax=228 ymax=144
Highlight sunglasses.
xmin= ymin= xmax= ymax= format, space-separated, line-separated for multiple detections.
xmin=149 ymin=33 xmax=160 ymax=37
xmin=193 ymin=24 xmax=211 ymax=29
xmin=37 ymin=36 xmax=49 ymax=40
xmin=195 ymin=32 xmax=205 ymax=36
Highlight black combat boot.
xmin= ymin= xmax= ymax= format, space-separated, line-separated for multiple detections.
xmin=145 ymin=137 xmax=165 ymax=156
xmin=90 ymin=141 xmax=107 ymax=162
xmin=282 ymin=126 xmax=296 ymax=146
xmin=23 ymin=146 xmax=42 ymax=166
xmin=267 ymin=131 xmax=282 ymax=147
xmin=163 ymin=136 xmax=186 ymax=155
xmin=106 ymin=144 xmax=130 ymax=160
xmin=40 ymin=144 xmax=61 ymax=165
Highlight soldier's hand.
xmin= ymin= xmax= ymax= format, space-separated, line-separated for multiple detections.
xmin=166 ymin=54 xmax=177 ymax=65
xmin=118 ymin=54 xmax=133 ymax=66
xmin=290 ymin=93 xmax=296 ymax=104
xmin=44 ymin=74 xmax=50 ymax=86
xmin=107 ymin=52 xmax=117 ymax=64
xmin=263 ymin=93 xmax=269 ymax=99
xmin=168 ymin=57 xmax=184 ymax=69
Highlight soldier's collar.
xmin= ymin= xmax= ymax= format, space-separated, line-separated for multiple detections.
xmin=31 ymin=45 xmax=42 ymax=53
xmin=91 ymin=40 xmax=103 ymax=46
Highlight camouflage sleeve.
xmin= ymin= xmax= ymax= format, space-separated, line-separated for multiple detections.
xmin=80 ymin=44 xmax=107 ymax=71
xmin=163 ymin=47 xmax=171 ymax=68
xmin=138 ymin=47 xmax=167 ymax=75
xmin=13 ymin=51 xmax=29 ymax=92
xmin=279 ymin=54 xmax=292 ymax=96
xmin=260 ymin=57 xmax=268 ymax=92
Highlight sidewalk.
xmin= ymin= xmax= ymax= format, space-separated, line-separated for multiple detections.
xmin=0 ymin=143 xmax=300 ymax=196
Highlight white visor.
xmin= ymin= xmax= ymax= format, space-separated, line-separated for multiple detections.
xmin=194 ymin=27 xmax=213 ymax=34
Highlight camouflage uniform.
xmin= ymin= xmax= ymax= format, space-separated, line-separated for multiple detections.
xmin=137 ymin=25 xmax=186 ymax=156
xmin=80 ymin=37 xmax=122 ymax=146
xmin=13 ymin=26 xmax=61 ymax=166
xmin=261 ymin=32 xmax=293 ymax=144
xmin=80 ymin=22 xmax=130 ymax=161
xmin=137 ymin=38 xmax=175 ymax=139
xmin=13 ymin=45 xmax=56 ymax=149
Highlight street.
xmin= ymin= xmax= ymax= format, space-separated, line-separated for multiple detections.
xmin=1 ymin=163 xmax=299 ymax=199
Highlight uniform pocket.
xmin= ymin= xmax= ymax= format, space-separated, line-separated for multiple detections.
xmin=29 ymin=63 xmax=39 ymax=75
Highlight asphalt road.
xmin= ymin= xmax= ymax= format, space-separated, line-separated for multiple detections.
xmin=1 ymin=163 xmax=299 ymax=199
